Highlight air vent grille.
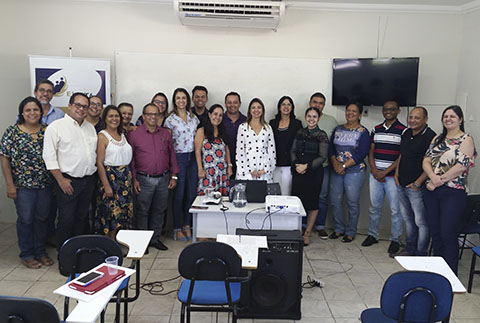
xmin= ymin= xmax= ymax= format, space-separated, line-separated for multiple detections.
xmin=178 ymin=1 xmax=282 ymax=16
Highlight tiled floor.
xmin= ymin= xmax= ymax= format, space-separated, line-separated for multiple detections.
xmin=1 ymin=222 xmax=480 ymax=322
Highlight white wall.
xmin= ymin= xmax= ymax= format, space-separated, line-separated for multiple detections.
xmin=0 ymin=0 xmax=470 ymax=231
xmin=456 ymin=8 xmax=480 ymax=193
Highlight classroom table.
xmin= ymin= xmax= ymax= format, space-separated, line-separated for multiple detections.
xmin=190 ymin=196 xmax=306 ymax=242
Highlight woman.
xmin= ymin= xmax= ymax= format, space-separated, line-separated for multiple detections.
xmin=195 ymin=104 xmax=232 ymax=196
xmin=0 ymin=97 xmax=53 ymax=269
xmin=136 ymin=92 xmax=169 ymax=127
xmin=164 ymin=88 xmax=199 ymax=241
xmin=236 ymin=98 xmax=276 ymax=182
xmin=95 ymin=105 xmax=134 ymax=238
xmin=328 ymin=102 xmax=370 ymax=243
xmin=291 ymin=107 xmax=329 ymax=245
xmin=118 ymin=102 xmax=137 ymax=133
xmin=423 ymin=105 xmax=476 ymax=273
xmin=269 ymin=96 xmax=303 ymax=195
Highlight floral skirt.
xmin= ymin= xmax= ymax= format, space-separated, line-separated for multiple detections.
xmin=95 ymin=165 xmax=133 ymax=234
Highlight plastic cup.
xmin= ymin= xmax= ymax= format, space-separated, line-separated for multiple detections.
xmin=105 ymin=256 xmax=119 ymax=275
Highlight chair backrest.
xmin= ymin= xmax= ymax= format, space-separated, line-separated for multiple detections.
xmin=380 ymin=271 xmax=453 ymax=323
xmin=459 ymin=194 xmax=480 ymax=230
xmin=178 ymin=241 xmax=242 ymax=280
xmin=58 ymin=235 xmax=123 ymax=277
xmin=0 ymin=295 xmax=61 ymax=323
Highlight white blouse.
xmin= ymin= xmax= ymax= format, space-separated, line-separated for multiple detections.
xmin=235 ymin=122 xmax=276 ymax=183
xmin=100 ymin=130 xmax=133 ymax=167
xmin=164 ymin=112 xmax=199 ymax=153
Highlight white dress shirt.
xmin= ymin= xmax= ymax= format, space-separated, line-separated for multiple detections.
xmin=43 ymin=114 xmax=97 ymax=177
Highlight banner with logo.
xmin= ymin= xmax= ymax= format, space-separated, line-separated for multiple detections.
xmin=29 ymin=55 xmax=111 ymax=108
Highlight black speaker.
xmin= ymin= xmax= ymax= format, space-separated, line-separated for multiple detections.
xmin=236 ymin=229 xmax=303 ymax=320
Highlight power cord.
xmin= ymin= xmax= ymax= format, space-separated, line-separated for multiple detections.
xmin=302 ymin=275 xmax=325 ymax=289
xmin=220 ymin=201 xmax=229 ymax=235
xmin=129 ymin=275 xmax=181 ymax=296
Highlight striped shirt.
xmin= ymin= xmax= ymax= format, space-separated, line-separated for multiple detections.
xmin=371 ymin=119 xmax=406 ymax=176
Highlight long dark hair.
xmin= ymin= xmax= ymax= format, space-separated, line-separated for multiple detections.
xmin=172 ymin=88 xmax=192 ymax=116
xmin=433 ymin=105 xmax=465 ymax=148
xmin=17 ymin=96 xmax=43 ymax=124
xmin=246 ymin=98 xmax=267 ymax=128
xmin=204 ymin=104 xmax=228 ymax=143
xmin=274 ymin=96 xmax=296 ymax=120
xmin=101 ymin=105 xmax=123 ymax=135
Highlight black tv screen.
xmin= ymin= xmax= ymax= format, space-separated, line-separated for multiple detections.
xmin=332 ymin=57 xmax=419 ymax=107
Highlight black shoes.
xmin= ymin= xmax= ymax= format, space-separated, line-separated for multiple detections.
xmin=361 ymin=235 xmax=378 ymax=247
xmin=150 ymin=240 xmax=168 ymax=251
xmin=329 ymin=232 xmax=344 ymax=239
xmin=387 ymin=241 xmax=400 ymax=254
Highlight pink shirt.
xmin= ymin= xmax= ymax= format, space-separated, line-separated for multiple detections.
xmin=127 ymin=124 xmax=179 ymax=178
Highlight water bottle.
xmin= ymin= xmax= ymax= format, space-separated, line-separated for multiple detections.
xmin=232 ymin=183 xmax=247 ymax=208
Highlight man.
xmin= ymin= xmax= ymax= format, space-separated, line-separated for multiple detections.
xmin=43 ymin=93 xmax=97 ymax=250
xmin=362 ymin=100 xmax=406 ymax=254
xmin=85 ymin=95 xmax=103 ymax=133
xmin=223 ymin=91 xmax=247 ymax=178
xmin=128 ymin=103 xmax=179 ymax=251
xmin=394 ymin=107 xmax=436 ymax=256
xmin=192 ymin=85 xmax=209 ymax=127
xmin=310 ymin=92 xmax=338 ymax=239
xmin=34 ymin=79 xmax=64 ymax=125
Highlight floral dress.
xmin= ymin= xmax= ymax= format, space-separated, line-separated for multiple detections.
xmin=197 ymin=138 xmax=230 ymax=196
xmin=95 ymin=131 xmax=134 ymax=234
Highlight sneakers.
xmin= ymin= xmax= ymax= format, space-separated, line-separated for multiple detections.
xmin=389 ymin=248 xmax=413 ymax=258
xmin=361 ymin=235 xmax=378 ymax=247
xmin=318 ymin=229 xmax=329 ymax=240
xmin=387 ymin=241 xmax=400 ymax=254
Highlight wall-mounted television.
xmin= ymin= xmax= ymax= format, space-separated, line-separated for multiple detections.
xmin=332 ymin=57 xmax=419 ymax=107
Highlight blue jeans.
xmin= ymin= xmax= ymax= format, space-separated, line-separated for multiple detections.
xmin=173 ymin=152 xmax=198 ymax=230
xmin=330 ymin=170 xmax=366 ymax=237
xmin=14 ymin=188 xmax=52 ymax=261
xmin=134 ymin=174 xmax=169 ymax=242
xmin=315 ymin=165 xmax=330 ymax=230
xmin=397 ymin=186 xmax=429 ymax=255
xmin=423 ymin=185 xmax=466 ymax=274
xmin=367 ymin=174 xmax=402 ymax=242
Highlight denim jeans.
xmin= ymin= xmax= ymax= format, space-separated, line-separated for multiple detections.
xmin=134 ymin=174 xmax=169 ymax=242
xmin=367 ymin=174 xmax=402 ymax=242
xmin=173 ymin=152 xmax=198 ymax=230
xmin=14 ymin=188 xmax=52 ymax=261
xmin=397 ymin=185 xmax=429 ymax=255
xmin=423 ymin=185 xmax=466 ymax=274
xmin=330 ymin=170 xmax=366 ymax=237
xmin=315 ymin=165 xmax=330 ymax=230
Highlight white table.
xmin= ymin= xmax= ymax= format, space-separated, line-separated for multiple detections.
xmin=216 ymin=234 xmax=268 ymax=269
xmin=116 ymin=229 xmax=153 ymax=259
xmin=54 ymin=264 xmax=135 ymax=323
xmin=190 ymin=196 xmax=306 ymax=242
xmin=395 ymin=256 xmax=466 ymax=293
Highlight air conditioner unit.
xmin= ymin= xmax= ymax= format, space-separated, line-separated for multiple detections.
xmin=173 ymin=0 xmax=285 ymax=30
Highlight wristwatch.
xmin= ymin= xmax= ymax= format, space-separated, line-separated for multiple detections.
xmin=342 ymin=163 xmax=346 ymax=169
xmin=412 ymin=182 xmax=421 ymax=188
xmin=171 ymin=176 xmax=178 ymax=180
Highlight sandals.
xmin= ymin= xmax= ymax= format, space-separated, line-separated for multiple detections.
xmin=174 ymin=229 xmax=188 ymax=242
xmin=183 ymin=226 xmax=193 ymax=241
xmin=22 ymin=258 xmax=42 ymax=269
xmin=342 ymin=236 xmax=354 ymax=243
xmin=38 ymin=256 xmax=54 ymax=266
xmin=329 ymin=232 xmax=344 ymax=239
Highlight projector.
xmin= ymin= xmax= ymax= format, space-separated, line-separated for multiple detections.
xmin=265 ymin=195 xmax=303 ymax=214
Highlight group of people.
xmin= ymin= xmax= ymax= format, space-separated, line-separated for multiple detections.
xmin=0 ymin=80 xmax=476 ymax=274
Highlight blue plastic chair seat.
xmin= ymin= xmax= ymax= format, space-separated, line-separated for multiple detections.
xmin=361 ymin=308 xmax=398 ymax=322
xmin=178 ymin=280 xmax=241 ymax=305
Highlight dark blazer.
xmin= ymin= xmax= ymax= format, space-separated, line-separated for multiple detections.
xmin=269 ymin=118 xmax=303 ymax=166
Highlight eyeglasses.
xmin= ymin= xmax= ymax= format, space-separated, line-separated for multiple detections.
xmin=144 ymin=112 xmax=160 ymax=117
xmin=37 ymin=88 xmax=53 ymax=94
xmin=281 ymin=103 xmax=292 ymax=107
xmin=153 ymin=100 xmax=166 ymax=105
xmin=90 ymin=102 xmax=103 ymax=108
xmin=72 ymin=102 xmax=89 ymax=110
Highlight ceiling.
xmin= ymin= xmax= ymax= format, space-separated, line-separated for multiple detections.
xmin=294 ymin=0 xmax=474 ymax=5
